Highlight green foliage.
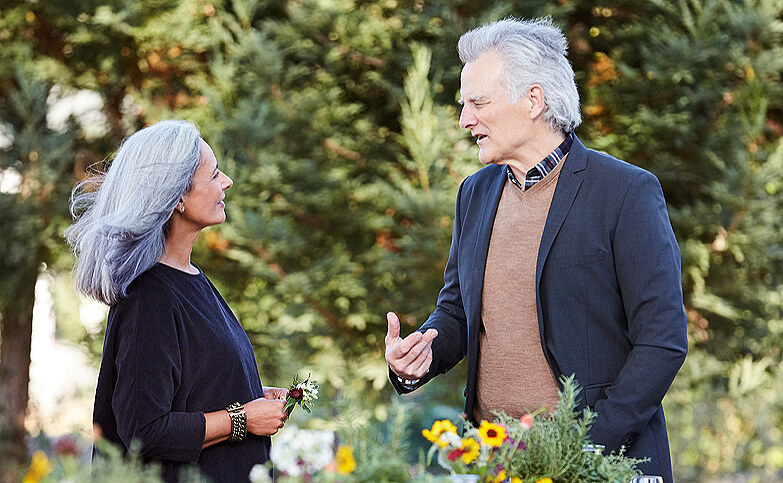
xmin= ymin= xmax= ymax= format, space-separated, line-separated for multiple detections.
xmin=14 ymin=438 xmax=214 ymax=483
xmin=2 ymin=0 xmax=783 ymax=480
xmin=60 ymin=441 xmax=169 ymax=483
xmin=332 ymin=399 xmax=414 ymax=483
xmin=424 ymin=376 xmax=642 ymax=482
xmin=0 ymin=70 xmax=76 ymax=306
xmin=665 ymin=350 xmax=783 ymax=480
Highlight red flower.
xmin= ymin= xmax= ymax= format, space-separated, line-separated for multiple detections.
xmin=447 ymin=448 xmax=465 ymax=461
xmin=290 ymin=387 xmax=304 ymax=400
xmin=53 ymin=435 xmax=81 ymax=457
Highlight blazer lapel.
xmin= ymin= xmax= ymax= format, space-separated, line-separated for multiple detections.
xmin=536 ymin=136 xmax=589 ymax=284
xmin=467 ymin=168 xmax=506 ymax=338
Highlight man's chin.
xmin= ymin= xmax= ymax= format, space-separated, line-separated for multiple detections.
xmin=477 ymin=153 xmax=494 ymax=165
xmin=478 ymin=157 xmax=499 ymax=166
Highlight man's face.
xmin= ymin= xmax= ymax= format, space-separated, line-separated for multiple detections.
xmin=458 ymin=50 xmax=531 ymax=166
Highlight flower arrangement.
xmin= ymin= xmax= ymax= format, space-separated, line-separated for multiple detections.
xmin=248 ymin=424 xmax=358 ymax=482
xmin=422 ymin=375 xmax=645 ymax=482
xmin=284 ymin=373 xmax=319 ymax=416
xmin=268 ymin=425 xmax=336 ymax=477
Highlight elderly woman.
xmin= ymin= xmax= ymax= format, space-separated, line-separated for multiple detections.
xmin=66 ymin=120 xmax=286 ymax=482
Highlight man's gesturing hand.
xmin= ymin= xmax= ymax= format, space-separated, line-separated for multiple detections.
xmin=384 ymin=311 xmax=438 ymax=381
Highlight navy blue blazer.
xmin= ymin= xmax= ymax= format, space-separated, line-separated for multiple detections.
xmin=391 ymin=136 xmax=688 ymax=481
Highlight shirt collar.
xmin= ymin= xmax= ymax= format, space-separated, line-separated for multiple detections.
xmin=506 ymin=131 xmax=574 ymax=191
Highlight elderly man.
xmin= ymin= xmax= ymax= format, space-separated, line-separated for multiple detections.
xmin=385 ymin=17 xmax=687 ymax=481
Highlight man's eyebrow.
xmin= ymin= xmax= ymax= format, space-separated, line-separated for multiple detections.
xmin=458 ymin=94 xmax=489 ymax=105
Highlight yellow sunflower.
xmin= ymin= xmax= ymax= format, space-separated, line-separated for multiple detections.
xmin=491 ymin=470 xmax=507 ymax=483
xmin=422 ymin=419 xmax=458 ymax=448
xmin=23 ymin=451 xmax=52 ymax=483
xmin=460 ymin=437 xmax=481 ymax=464
xmin=478 ymin=421 xmax=507 ymax=447
xmin=536 ymin=478 xmax=553 ymax=483
xmin=335 ymin=445 xmax=357 ymax=475
xmin=510 ymin=478 xmax=523 ymax=483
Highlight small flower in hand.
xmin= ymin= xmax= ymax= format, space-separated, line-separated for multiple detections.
xmin=283 ymin=373 xmax=318 ymax=416
xmin=289 ymin=387 xmax=303 ymax=401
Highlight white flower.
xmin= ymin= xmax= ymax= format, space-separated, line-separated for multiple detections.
xmin=249 ymin=464 xmax=272 ymax=482
xmin=441 ymin=431 xmax=462 ymax=448
xmin=269 ymin=425 xmax=335 ymax=477
xmin=295 ymin=379 xmax=319 ymax=404
xmin=477 ymin=442 xmax=492 ymax=468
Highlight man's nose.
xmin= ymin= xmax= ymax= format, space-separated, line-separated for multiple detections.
xmin=458 ymin=106 xmax=475 ymax=130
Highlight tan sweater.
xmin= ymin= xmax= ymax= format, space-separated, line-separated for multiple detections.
xmin=473 ymin=160 xmax=564 ymax=422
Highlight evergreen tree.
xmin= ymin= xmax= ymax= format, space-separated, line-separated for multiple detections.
xmin=0 ymin=70 xmax=76 ymax=470
xmin=1 ymin=0 xmax=782 ymax=479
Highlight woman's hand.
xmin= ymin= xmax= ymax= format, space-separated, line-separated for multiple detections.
xmin=263 ymin=386 xmax=288 ymax=401
xmin=245 ymin=397 xmax=286 ymax=436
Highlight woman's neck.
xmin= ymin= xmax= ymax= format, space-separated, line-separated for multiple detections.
xmin=160 ymin=225 xmax=200 ymax=274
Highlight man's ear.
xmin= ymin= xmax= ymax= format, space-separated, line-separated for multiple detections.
xmin=528 ymin=84 xmax=547 ymax=119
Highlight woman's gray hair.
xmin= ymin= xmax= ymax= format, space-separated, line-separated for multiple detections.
xmin=66 ymin=120 xmax=202 ymax=305
xmin=457 ymin=17 xmax=582 ymax=134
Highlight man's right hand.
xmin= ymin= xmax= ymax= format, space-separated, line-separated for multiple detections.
xmin=384 ymin=311 xmax=438 ymax=380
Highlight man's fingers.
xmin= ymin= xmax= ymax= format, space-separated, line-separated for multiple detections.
xmin=399 ymin=328 xmax=437 ymax=357
xmin=395 ymin=337 xmax=434 ymax=370
xmin=385 ymin=312 xmax=401 ymax=344
xmin=385 ymin=314 xmax=436 ymax=376
xmin=423 ymin=328 xmax=438 ymax=343
xmin=397 ymin=330 xmax=424 ymax=355
xmin=397 ymin=343 xmax=433 ymax=379
xmin=411 ymin=348 xmax=433 ymax=377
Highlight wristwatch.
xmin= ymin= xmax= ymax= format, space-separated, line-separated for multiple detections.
xmin=396 ymin=375 xmax=420 ymax=389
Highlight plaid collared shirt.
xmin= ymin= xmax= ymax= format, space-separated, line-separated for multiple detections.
xmin=506 ymin=131 xmax=574 ymax=191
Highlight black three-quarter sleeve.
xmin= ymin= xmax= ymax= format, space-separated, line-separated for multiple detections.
xmin=110 ymin=282 xmax=205 ymax=462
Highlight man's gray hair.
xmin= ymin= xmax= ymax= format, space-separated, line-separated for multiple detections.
xmin=457 ymin=17 xmax=582 ymax=134
xmin=66 ymin=120 xmax=202 ymax=305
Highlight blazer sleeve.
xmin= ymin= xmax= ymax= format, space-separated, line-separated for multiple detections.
xmin=390 ymin=180 xmax=470 ymax=394
xmin=111 ymin=287 xmax=205 ymax=462
xmin=588 ymin=171 xmax=688 ymax=450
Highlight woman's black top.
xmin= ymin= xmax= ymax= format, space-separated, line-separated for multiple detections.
xmin=93 ymin=263 xmax=269 ymax=482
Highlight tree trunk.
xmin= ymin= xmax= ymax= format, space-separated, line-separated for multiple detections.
xmin=0 ymin=270 xmax=37 ymax=481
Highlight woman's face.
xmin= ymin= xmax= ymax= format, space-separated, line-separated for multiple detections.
xmin=179 ymin=139 xmax=233 ymax=229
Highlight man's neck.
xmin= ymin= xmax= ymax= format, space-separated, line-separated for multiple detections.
xmin=505 ymin=128 xmax=567 ymax=177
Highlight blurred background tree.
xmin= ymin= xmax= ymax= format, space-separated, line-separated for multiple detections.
xmin=1 ymin=0 xmax=781 ymax=480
